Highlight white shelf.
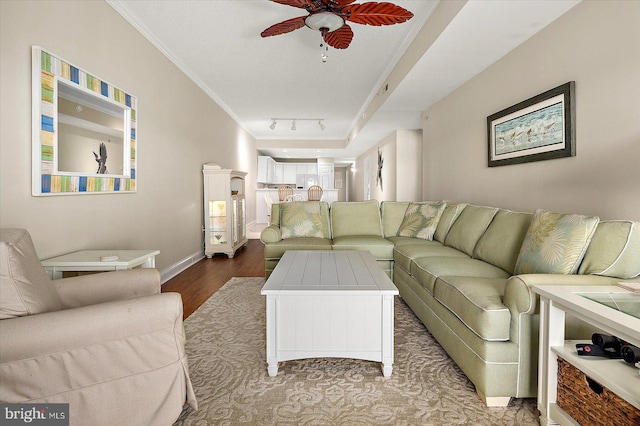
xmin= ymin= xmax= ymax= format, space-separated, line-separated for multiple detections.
xmin=533 ymin=285 xmax=640 ymax=426
xmin=552 ymin=341 xmax=640 ymax=410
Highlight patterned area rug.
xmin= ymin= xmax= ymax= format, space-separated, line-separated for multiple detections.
xmin=174 ymin=277 xmax=539 ymax=425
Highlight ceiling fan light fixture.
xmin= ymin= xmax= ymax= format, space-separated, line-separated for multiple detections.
xmin=304 ymin=12 xmax=345 ymax=33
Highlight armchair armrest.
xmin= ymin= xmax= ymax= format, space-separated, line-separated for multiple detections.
xmin=52 ymin=268 xmax=161 ymax=308
xmin=260 ymin=224 xmax=282 ymax=244
xmin=0 ymin=292 xmax=183 ymax=364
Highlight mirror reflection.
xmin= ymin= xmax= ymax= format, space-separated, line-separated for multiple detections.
xmin=57 ymin=81 xmax=128 ymax=176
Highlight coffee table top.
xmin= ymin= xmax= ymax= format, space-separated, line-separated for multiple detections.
xmin=261 ymin=250 xmax=398 ymax=295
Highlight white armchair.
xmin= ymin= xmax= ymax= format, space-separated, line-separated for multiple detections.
xmin=0 ymin=229 xmax=197 ymax=425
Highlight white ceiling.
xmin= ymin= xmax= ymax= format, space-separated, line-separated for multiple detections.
xmin=108 ymin=0 xmax=580 ymax=165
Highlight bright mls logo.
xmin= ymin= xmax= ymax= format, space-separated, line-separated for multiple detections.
xmin=1 ymin=404 xmax=68 ymax=425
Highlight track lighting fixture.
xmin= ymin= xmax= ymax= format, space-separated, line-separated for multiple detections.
xmin=269 ymin=118 xmax=326 ymax=131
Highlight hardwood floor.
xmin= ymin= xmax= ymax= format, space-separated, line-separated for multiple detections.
xmin=161 ymin=239 xmax=265 ymax=319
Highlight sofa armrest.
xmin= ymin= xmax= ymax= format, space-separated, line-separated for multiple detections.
xmin=260 ymin=225 xmax=282 ymax=244
xmin=504 ymin=274 xmax=621 ymax=316
xmin=52 ymin=268 xmax=161 ymax=308
xmin=0 ymin=292 xmax=183 ymax=364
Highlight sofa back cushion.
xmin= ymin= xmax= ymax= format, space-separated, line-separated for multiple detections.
xmin=434 ymin=203 xmax=467 ymax=243
xmin=514 ymin=210 xmax=599 ymax=275
xmin=330 ymin=200 xmax=383 ymax=238
xmin=474 ymin=210 xmax=533 ymax=274
xmin=381 ymin=201 xmax=410 ymax=238
xmin=578 ymin=220 xmax=640 ymax=279
xmin=0 ymin=228 xmax=63 ymax=319
xmin=272 ymin=201 xmax=331 ymax=239
xmin=444 ymin=205 xmax=498 ymax=256
xmin=279 ymin=201 xmax=327 ymax=239
xmin=397 ymin=202 xmax=447 ymax=240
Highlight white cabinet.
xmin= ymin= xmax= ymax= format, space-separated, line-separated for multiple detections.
xmin=283 ymin=164 xmax=297 ymax=184
xmin=203 ymin=163 xmax=247 ymax=258
xmin=273 ymin=163 xmax=284 ymax=184
xmin=318 ymin=163 xmax=334 ymax=189
xmin=257 ymin=156 xmax=277 ymax=183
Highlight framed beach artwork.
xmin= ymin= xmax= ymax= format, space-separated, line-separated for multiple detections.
xmin=487 ymin=81 xmax=575 ymax=167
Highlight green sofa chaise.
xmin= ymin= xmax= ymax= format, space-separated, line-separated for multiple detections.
xmin=260 ymin=200 xmax=640 ymax=406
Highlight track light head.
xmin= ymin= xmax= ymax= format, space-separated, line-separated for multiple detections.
xmin=269 ymin=119 xmax=277 ymax=130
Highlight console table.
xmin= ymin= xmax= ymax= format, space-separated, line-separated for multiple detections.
xmin=532 ymin=285 xmax=640 ymax=426
xmin=42 ymin=249 xmax=159 ymax=279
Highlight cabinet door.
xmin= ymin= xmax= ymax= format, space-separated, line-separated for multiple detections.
xmin=274 ymin=163 xmax=284 ymax=184
xmin=257 ymin=156 xmax=269 ymax=183
xmin=307 ymin=164 xmax=318 ymax=174
xmin=283 ymin=164 xmax=297 ymax=184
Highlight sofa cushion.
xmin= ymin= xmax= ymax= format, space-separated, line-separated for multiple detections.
xmin=397 ymin=202 xmax=447 ymax=240
xmin=410 ymin=257 xmax=511 ymax=294
xmin=0 ymin=228 xmax=63 ymax=319
xmin=434 ymin=202 xmax=467 ymax=243
xmin=330 ymin=200 xmax=383 ymax=238
xmin=332 ymin=236 xmax=394 ymax=260
xmin=474 ymin=210 xmax=533 ymax=274
xmin=578 ymin=220 xmax=640 ymax=279
xmin=394 ymin=241 xmax=468 ymax=272
xmin=514 ymin=209 xmax=599 ymax=275
xmin=381 ymin=201 xmax=410 ymax=238
xmin=434 ymin=276 xmax=511 ymax=341
xmin=280 ymin=201 xmax=325 ymax=239
xmin=444 ymin=205 xmax=499 ymax=256
xmin=263 ymin=237 xmax=332 ymax=259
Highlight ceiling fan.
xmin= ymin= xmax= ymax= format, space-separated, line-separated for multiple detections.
xmin=261 ymin=0 xmax=414 ymax=54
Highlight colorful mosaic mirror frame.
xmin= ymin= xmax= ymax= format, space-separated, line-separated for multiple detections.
xmin=32 ymin=46 xmax=137 ymax=195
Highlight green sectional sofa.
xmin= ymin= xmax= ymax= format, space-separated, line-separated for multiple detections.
xmin=260 ymin=200 xmax=640 ymax=406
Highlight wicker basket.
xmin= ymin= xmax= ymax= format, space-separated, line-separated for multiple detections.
xmin=557 ymin=357 xmax=640 ymax=426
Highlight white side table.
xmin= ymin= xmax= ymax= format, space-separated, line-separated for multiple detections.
xmin=42 ymin=249 xmax=160 ymax=279
xmin=532 ymin=285 xmax=640 ymax=426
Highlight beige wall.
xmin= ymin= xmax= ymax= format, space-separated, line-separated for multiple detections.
xmin=422 ymin=0 xmax=640 ymax=221
xmin=351 ymin=129 xmax=422 ymax=202
xmin=0 ymin=1 xmax=257 ymax=273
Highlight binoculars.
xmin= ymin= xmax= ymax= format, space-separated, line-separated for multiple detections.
xmin=590 ymin=333 xmax=640 ymax=364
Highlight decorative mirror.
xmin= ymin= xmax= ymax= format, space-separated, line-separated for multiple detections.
xmin=31 ymin=46 xmax=137 ymax=195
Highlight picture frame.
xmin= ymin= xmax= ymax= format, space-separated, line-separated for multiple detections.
xmin=32 ymin=46 xmax=138 ymax=195
xmin=487 ymin=81 xmax=575 ymax=167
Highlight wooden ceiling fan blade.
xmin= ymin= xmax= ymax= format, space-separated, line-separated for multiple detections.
xmin=271 ymin=0 xmax=319 ymax=9
xmin=322 ymin=0 xmax=357 ymax=7
xmin=343 ymin=2 xmax=413 ymax=26
xmin=324 ymin=24 xmax=353 ymax=49
xmin=261 ymin=16 xmax=307 ymax=37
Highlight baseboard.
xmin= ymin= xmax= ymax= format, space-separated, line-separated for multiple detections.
xmin=160 ymin=250 xmax=204 ymax=284
xmin=247 ymin=220 xmax=257 ymax=230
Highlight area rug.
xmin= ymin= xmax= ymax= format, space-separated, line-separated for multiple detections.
xmin=174 ymin=277 xmax=539 ymax=425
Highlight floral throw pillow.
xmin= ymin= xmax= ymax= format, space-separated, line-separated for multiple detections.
xmin=397 ymin=202 xmax=447 ymax=240
xmin=280 ymin=202 xmax=325 ymax=239
xmin=514 ymin=209 xmax=599 ymax=275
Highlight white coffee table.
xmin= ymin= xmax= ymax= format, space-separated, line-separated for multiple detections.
xmin=41 ymin=249 xmax=160 ymax=279
xmin=261 ymin=250 xmax=399 ymax=377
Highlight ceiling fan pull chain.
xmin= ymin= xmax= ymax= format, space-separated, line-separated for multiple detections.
xmin=320 ymin=28 xmax=329 ymax=62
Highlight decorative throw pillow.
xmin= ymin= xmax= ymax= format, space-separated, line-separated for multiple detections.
xmin=280 ymin=202 xmax=325 ymax=239
xmin=397 ymin=202 xmax=447 ymax=240
xmin=514 ymin=210 xmax=599 ymax=275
